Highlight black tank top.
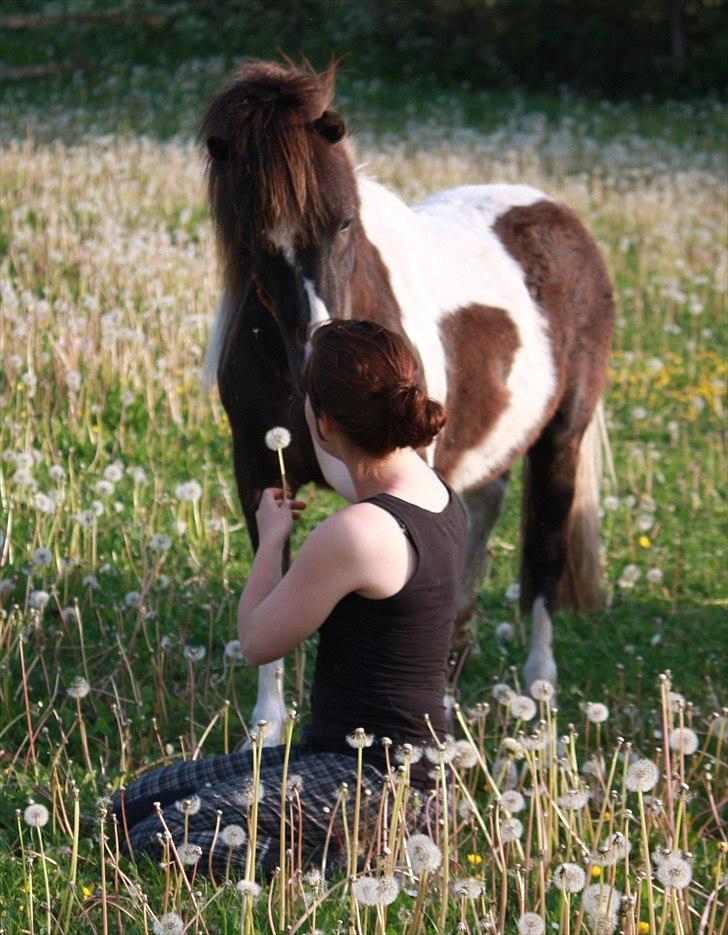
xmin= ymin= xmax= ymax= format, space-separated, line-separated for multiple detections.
xmin=305 ymin=479 xmax=467 ymax=788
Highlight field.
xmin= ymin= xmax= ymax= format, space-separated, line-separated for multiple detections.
xmin=1 ymin=59 xmax=726 ymax=934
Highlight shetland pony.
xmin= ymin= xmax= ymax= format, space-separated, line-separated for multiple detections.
xmin=202 ymin=61 xmax=613 ymax=741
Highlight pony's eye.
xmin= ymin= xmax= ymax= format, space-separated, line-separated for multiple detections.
xmin=339 ymin=218 xmax=352 ymax=233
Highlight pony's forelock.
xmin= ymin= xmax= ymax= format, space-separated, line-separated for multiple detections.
xmin=202 ymin=60 xmax=346 ymax=255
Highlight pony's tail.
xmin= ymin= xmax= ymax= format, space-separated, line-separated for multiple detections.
xmin=554 ymin=399 xmax=611 ymax=613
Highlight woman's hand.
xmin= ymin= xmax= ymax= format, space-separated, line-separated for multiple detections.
xmin=255 ymin=488 xmax=307 ymax=549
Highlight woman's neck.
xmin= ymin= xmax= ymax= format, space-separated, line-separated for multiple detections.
xmin=344 ymin=447 xmax=432 ymax=502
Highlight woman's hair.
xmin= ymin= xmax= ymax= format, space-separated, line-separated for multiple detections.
xmin=302 ymin=319 xmax=446 ymax=456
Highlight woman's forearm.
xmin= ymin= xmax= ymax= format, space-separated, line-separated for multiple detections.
xmin=237 ymin=539 xmax=284 ymax=651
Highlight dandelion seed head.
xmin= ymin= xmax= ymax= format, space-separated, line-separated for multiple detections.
xmin=224 ymin=639 xmax=243 ymax=660
xmin=67 ymin=677 xmax=91 ymax=700
xmin=234 ymin=779 xmax=264 ymax=808
xmin=29 ymin=589 xmax=50 ymax=610
xmin=552 ymin=862 xmax=586 ymax=893
xmin=453 ymin=739 xmax=479 ymax=769
xmin=625 ymin=758 xmax=660 ymax=792
xmin=394 ymin=743 xmax=423 ymax=764
xmin=604 ymin=495 xmax=619 ymax=511
xmin=586 ymin=702 xmax=610 ymax=723
xmin=647 ymin=567 xmax=664 ymax=584
xmin=93 ymin=479 xmax=115 ymax=497
xmin=82 ymin=575 xmax=99 ymax=590
xmin=500 ymin=790 xmax=526 ymax=813
xmin=304 ymin=868 xmax=322 ymax=888
xmin=285 ymin=774 xmax=304 ymax=800
xmin=499 ymin=817 xmax=523 ymax=842
xmin=178 ymin=842 xmax=202 ymax=865
xmin=31 ymin=546 xmax=53 ymax=567
xmin=150 ymin=533 xmax=172 ymax=551
xmin=590 ymin=833 xmax=632 ymax=867
xmin=492 ymin=683 xmax=515 ymax=705
xmin=265 ymin=427 xmax=291 ymax=451
xmin=619 ymin=563 xmax=641 ymax=588
xmin=124 ymin=591 xmax=141 ymax=609
xmin=220 ymin=824 xmax=246 ymax=847
xmin=517 ymin=912 xmax=545 ymax=935
xmin=174 ymin=795 xmax=201 ymax=816
xmin=505 ymin=582 xmax=520 ymax=602
xmin=510 ymin=695 xmax=537 ymax=721
xmin=183 ymin=645 xmax=206 ymax=663
xmin=406 ymin=833 xmax=442 ymax=873
xmin=24 ymin=803 xmax=50 ymax=827
xmin=236 ymin=879 xmax=262 ymax=900
xmin=425 ymin=736 xmax=458 ymax=764
xmin=32 ymin=492 xmax=56 ymax=513
xmin=656 ymin=854 xmax=692 ymax=889
xmin=493 ymin=757 xmax=519 ymax=789
xmin=352 ymin=876 xmax=378 ymax=906
xmin=668 ymin=727 xmax=698 ymax=755
xmin=557 ymin=788 xmax=591 ymax=811
xmin=346 ymin=727 xmax=374 ymax=749
xmin=495 ymin=621 xmax=514 ymax=641
xmin=174 ymin=480 xmax=202 ymax=502
xmin=152 ymin=912 xmax=184 ymax=935
xmin=452 ymin=877 xmax=485 ymax=899
xmin=529 ymin=679 xmax=555 ymax=701
xmin=49 ymin=464 xmax=66 ymax=482
xmin=103 ymin=463 xmax=123 ymax=483
xmin=582 ymin=883 xmax=621 ymax=920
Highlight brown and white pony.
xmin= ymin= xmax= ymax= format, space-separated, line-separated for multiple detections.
xmin=202 ymin=61 xmax=613 ymax=742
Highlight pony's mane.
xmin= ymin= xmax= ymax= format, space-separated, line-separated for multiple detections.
xmin=202 ymin=60 xmax=348 ymax=254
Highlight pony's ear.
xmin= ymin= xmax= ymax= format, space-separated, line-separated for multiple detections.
xmin=309 ymin=110 xmax=346 ymax=144
xmin=207 ymin=136 xmax=229 ymax=160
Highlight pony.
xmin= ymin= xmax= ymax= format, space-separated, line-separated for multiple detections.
xmin=201 ymin=60 xmax=613 ymax=742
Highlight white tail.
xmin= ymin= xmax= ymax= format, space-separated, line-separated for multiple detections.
xmin=202 ymin=291 xmax=232 ymax=393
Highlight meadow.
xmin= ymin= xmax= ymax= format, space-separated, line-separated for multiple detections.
xmin=0 ymin=59 xmax=726 ymax=933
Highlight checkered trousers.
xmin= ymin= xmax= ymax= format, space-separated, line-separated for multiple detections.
xmin=112 ymin=744 xmax=388 ymax=878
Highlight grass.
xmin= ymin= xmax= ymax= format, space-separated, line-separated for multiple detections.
xmin=0 ymin=62 xmax=726 ymax=933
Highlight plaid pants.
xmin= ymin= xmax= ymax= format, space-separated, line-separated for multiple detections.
xmin=111 ymin=744 xmax=388 ymax=878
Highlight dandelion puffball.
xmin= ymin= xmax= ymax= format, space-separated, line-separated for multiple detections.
xmin=656 ymin=854 xmax=693 ymax=890
xmin=406 ymin=833 xmax=443 ymax=873
xmin=236 ymin=879 xmax=262 ymax=900
xmin=517 ymin=912 xmax=545 ymax=935
xmin=585 ymin=702 xmax=610 ymax=723
xmin=624 ymin=758 xmax=660 ymax=793
xmin=265 ymin=426 xmax=291 ymax=451
xmin=552 ymin=862 xmax=586 ymax=893
xmin=24 ymin=803 xmax=50 ymax=827
xmin=152 ymin=913 xmax=184 ymax=935
xmin=220 ymin=823 xmax=246 ymax=847
xmin=668 ymin=727 xmax=699 ymax=755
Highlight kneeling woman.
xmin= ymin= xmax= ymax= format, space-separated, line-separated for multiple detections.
xmin=113 ymin=320 xmax=467 ymax=877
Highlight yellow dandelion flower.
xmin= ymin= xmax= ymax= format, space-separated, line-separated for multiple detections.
xmin=467 ymin=853 xmax=483 ymax=866
xmin=82 ymin=884 xmax=94 ymax=900
xmin=591 ymin=866 xmax=603 ymax=878
xmin=639 ymin=922 xmax=650 ymax=933
xmin=639 ymin=535 xmax=651 ymax=548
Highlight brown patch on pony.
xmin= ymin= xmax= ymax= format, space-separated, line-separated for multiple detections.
xmin=202 ymin=60 xmax=357 ymax=300
xmin=493 ymin=199 xmax=613 ymax=402
xmin=435 ymin=305 xmax=520 ymax=482
xmin=493 ymin=199 xmax=613 ymax=616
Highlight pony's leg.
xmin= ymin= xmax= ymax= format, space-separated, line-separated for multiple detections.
xmin=250 ymin=661 xmax=287 ymax=745
xmin=520 ymin=403 xmax=602 ymax=691
xmin=452 ymin=472 xmax=510 ymax=662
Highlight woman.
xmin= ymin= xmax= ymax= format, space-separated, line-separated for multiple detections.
xmin=113 ymin=320 xmax=467 ymax=877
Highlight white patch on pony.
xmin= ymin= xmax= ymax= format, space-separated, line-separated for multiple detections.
xmin=249 ymin=661 xmax=287 ymax=748
xmin=303 ymin=277 xmax=330 ymax=359
xmin=357 ymin=178 xmax=557 ymax=488
xmin=523 ymin=596 xmax=557 ymax=692
xmin=202 ymin=289 xmax=232 ymax=392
